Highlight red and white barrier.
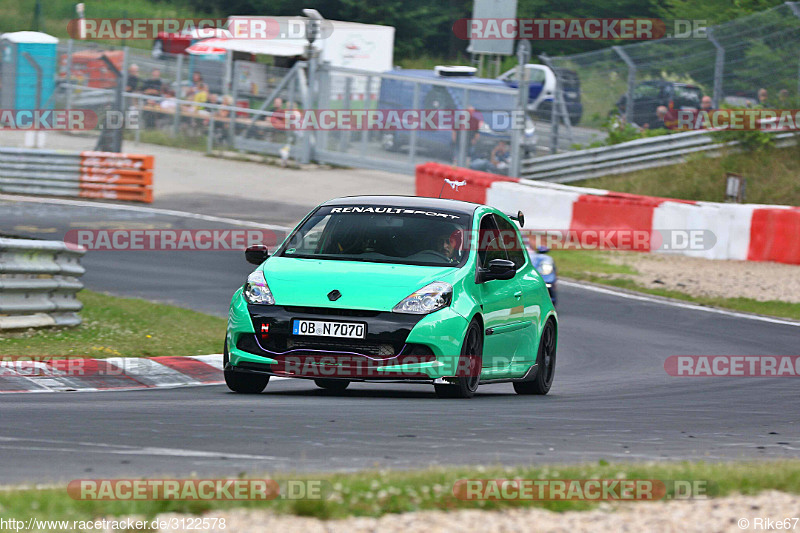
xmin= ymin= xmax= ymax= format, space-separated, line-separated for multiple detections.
xmin=416 ymin=162 xmax=800 ymax=265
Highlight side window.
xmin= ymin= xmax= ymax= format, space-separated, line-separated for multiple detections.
xmin=494 ymin=216 xmax=526 ymax=270
xmin=477 ymin=214 xmax=507 ymax=269
xmin=526 ymin=67 xmax=547 ymax=84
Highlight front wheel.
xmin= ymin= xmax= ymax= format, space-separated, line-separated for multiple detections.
xmin=435 ymin=320 xmax=483 ymax=399
xmin=514 ymin=319 xmax=556 ymax=395
xmin=223 ymin=339 xmax=269 ymax=394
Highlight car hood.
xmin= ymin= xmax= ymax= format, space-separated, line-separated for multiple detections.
xmin=262 ymin=256 xmax=459 ymax=311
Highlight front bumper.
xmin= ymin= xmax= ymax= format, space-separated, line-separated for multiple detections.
xmin=226 ymin=288 xmax=470 ymax=380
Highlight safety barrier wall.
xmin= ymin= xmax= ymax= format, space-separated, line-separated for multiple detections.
xmin=0 ymin=238 xmax=86 ymax=329
xmin=0 ymin=147 xmax=153 ymax=203
xmin=416 ymin=162 xmax=800 ymax=265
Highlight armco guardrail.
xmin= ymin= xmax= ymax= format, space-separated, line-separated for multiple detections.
xmin=521 ymin=130 xmax=797 ymax=183
xmin=0 ymin=147 xmax=153 ymax=202
xmin=0 ymin=238 xmax=86 ymax=329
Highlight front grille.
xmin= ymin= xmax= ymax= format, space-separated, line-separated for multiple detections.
xmin=287 ymin=338 xmax=394 ymax=356
xmin=283 ymin=306 xmax=381 ymax=318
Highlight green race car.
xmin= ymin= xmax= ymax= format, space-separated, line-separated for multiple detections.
xmin=225 ymin=196 xmax=558 ymax=399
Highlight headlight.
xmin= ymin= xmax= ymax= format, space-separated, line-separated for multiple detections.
xmin=243 ymin=270 xmax=275 ymax=305
xmin=536 ymin=256 xmax=554 ymax=276
xmin=392 ymin=281 xmax=452 ymax=314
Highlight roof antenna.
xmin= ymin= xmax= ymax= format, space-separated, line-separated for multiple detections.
xmin=439 ymin=178 xmax=467 ymax=198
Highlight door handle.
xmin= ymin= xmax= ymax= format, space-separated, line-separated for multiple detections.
xmin=514 ymin=291 xmax=523 ymax=299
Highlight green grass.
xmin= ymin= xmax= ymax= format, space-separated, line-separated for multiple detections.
xmin=550 ymin=249 xmax=800 ymax=321
xmin=572 ymin=144 xmax=800 ymax=206
xmin=1 ymin=461 xmax=799 ymax=521
xmin=0 ymin=290 xmax=226 ymax=357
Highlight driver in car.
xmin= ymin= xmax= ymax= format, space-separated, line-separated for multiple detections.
xmin=434 ymin=228 xmax=464 ymax=264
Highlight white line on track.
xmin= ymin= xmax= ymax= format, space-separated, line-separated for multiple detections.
xmin=0 ymin=437 xmax=278 ymax=460
xmin=560 ymin=279 xmax=800 ymax=327
xmin=0 ymin=194 xmax=292 ymax=231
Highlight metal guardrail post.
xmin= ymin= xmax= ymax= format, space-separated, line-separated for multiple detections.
xmin=340 ymin=76 xmax=352 ymax=152
xmin=359 ymin=76 xmax=372 ymax=156
xmin=510 ymin=41 xmax=530 ymax=178
xmin=613 ymin=45 xmax=637 ymax=125
xmin=456 ymin=89 xmax=470 ymax=168
xmin=707 ymin=28 xmax=725 ymax=109
xmin=207 ymin=115 xmax=214 ymax=153
xmin=173 ymin=53 xmax=183 ymax=137
xmin=787 ymin=3 xmax=800 ymax=97
xmin=408 ymin=81 xmax=420 ymax=165
xmin=65 ymin=39 xmax=73 ymax=113
xmin=540 ymin=53 xmax=560 ymax=154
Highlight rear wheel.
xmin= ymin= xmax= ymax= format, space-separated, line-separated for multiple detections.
xmin=435 ymin=320 xmax=483 ymax=399
xmin=223 ymin=340 xmax=269 ymax=394
xmin=514 ymin=319 xmax=556 ymax=395
xmin=381 ymin=132 xmax=401 ymax=152
xmin=314 ymin=379 xmax=350 ymax=392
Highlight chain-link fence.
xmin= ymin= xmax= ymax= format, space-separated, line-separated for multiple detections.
xmin=53 ymin=40 xmax=533 ymax=174
xmin=543 ymin=2 xmax=800 ymax=154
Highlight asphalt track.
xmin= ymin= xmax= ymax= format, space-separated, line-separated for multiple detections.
xmin=1 ymin=197 xmax=799 ymax=484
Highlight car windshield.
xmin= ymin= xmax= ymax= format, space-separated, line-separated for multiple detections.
xmin=279 ymin=204 xmax=472 ymax=267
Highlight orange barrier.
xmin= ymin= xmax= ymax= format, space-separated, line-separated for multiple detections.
xmin=78 ymin=151 xmax=154 ymax=203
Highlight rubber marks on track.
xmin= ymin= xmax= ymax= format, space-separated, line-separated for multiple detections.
xmin=0 ymin=354 xmax=223 ymax=393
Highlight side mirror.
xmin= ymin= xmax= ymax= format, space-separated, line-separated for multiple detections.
xmin=479 ymin=258 xmax=516 ymax=283
xmin=245 ymin=244 xmax=269 ymax=265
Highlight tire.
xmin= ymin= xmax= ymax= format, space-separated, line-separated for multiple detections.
xmin=152 ymin=40 xmax=164 ymax=60
xmin=314 ymin=379 xmax=350 ymax=392
xmin=514 ymin=319 xmax=556 ymax=395
xmin=435 ymin=320 xmax=483 ymax=399
xmin=381 ymin=132 xmax=401 ymax=152
xmin=223 ymin=339 xmax=269 ymax=394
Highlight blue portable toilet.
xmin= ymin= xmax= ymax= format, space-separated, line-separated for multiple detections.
xmin=0 ymin=31 xmax=59 ymax=110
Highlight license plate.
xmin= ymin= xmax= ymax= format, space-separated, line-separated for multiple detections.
xmin=292 ymin=319 xmax=366 ymax=339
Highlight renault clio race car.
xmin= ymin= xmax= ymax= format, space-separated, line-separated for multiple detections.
xmin=224 ymin=196 xmax=557 ymax=399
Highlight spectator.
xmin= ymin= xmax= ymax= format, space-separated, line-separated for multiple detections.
xmin=469 ymin=140 xmax=510 ymax=175
xmin=779 ymin=89 xmax=790 ymax=108
xmin=700 ymin=96 xmax=713 ymax=112
xmin=141 ymin=69 xmax=163 ymax=97
xmin=757 ymin=88 xmax=770 ymax=108
xmin=269 ymin=97 xmax=284 ymax=113
xmin=192 ymin=83 xmax=209 ymax=108
xmin=126 ymin=64 xmax=140 ymax=92
xmin=648 ymin=105 xmax=668 ymax=130
xmin=160 ymin=88 xmax=177 ymax=111
xmin=452 ymin=105 xmax=483 ymax=163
